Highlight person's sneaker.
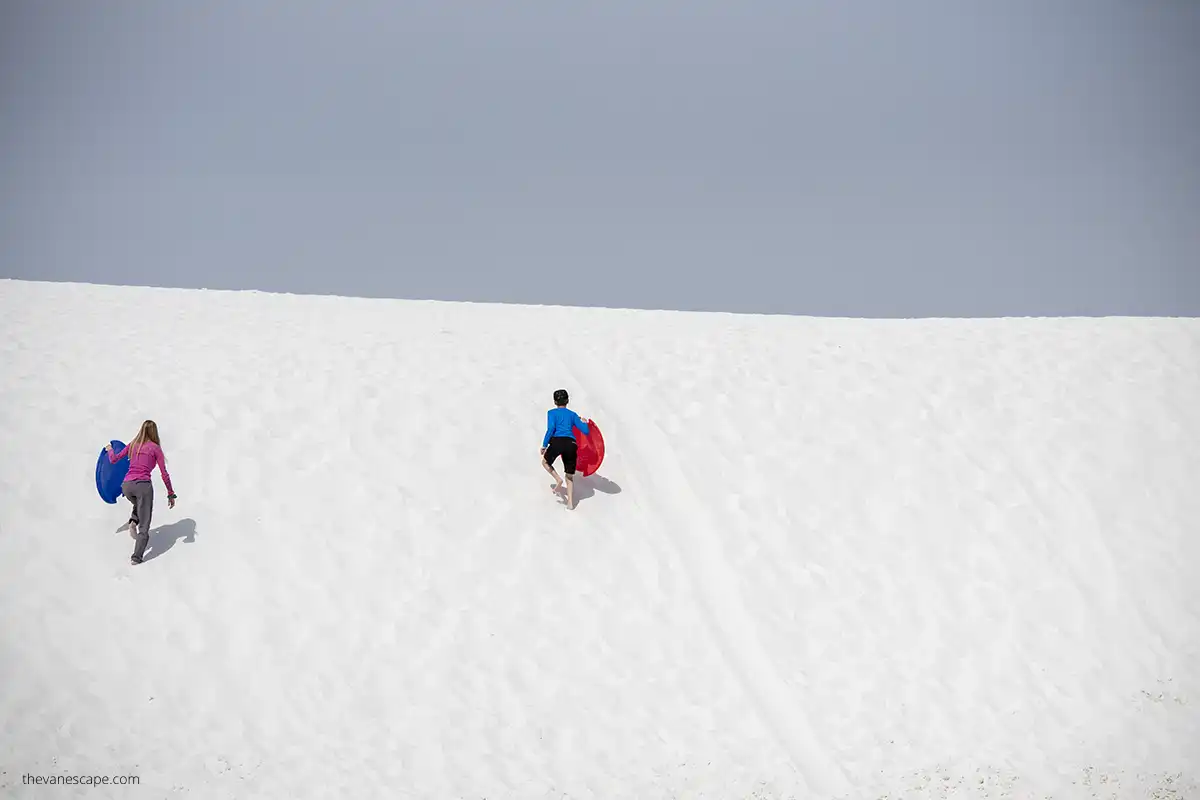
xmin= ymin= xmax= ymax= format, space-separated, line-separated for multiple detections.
xmin=130 ymin=556 xmax=143 ymax=566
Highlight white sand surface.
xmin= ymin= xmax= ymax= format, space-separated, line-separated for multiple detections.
xmin=1 ymin=278 xmax=1197 ymax=799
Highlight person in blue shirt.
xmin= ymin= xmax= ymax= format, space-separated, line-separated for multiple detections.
xmin=541 ymin=388 xmax=590 ymax=509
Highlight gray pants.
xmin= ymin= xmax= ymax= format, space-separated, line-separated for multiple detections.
xmin=121 ymin=480 xmax=153 ymax=561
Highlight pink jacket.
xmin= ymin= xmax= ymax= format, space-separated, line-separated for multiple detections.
xmin=110 ymin=441 xmax=175 ymax=495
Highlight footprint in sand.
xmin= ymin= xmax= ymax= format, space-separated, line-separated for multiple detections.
xmin=204 ymin=755 xmax=230 ymax=776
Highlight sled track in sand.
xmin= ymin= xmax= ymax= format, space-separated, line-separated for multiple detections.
xmin=566 ymin=354 xmax=850 ymax=798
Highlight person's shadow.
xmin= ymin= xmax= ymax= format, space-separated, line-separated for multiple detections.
xmin=143 ymin=518 xmax=198 ymax=562
xmin=563 ymin=474 xmax=622 ymax=507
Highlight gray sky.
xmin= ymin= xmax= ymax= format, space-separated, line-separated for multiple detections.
xmin=3 ymin=0 xmax=1198 ymax=317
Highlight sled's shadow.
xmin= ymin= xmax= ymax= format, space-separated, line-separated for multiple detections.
xmin=560 ymin=474 xmax=622 ymax=507
xmin=143 ymin=518 xmax=199 ymax=562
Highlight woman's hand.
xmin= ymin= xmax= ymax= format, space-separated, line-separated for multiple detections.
xmin=167 ymin=494 xmax=177 ymax=510
xmin=105 ymin=443 xmax=113 ymax=452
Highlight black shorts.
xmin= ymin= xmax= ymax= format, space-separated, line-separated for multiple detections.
xmin=543 ymin=436 xmax=578 ymax=475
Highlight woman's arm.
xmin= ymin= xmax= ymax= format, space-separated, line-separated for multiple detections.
xmin=155 ymin=448 xmax=176 ymax=497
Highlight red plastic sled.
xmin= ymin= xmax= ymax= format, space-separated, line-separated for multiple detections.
xmin=573 ymin=419 xmax=605 ymax=477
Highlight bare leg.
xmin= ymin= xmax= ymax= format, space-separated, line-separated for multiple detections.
xmin=542 ymin=458 xmax=563 ymax=493
xmin=565 ymin=474 xmax=575 ymax=509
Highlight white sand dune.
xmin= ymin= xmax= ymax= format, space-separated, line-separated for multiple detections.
xmin=1 ymin=278 xmax=1198 ymax=799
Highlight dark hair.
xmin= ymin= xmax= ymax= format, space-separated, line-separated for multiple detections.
xmin=553 ymin=389 xmax=569 ymax=406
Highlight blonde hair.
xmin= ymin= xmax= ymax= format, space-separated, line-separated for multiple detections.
xmin=129 ymin=419 xmax=161 ymax=461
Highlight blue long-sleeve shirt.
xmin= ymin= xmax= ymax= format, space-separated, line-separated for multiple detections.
xmin=543 ymin=407 xmax=589 ymax=447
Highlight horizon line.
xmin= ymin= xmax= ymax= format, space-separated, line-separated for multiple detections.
xmin=5 ymin=277 xmax=1194 ymax=323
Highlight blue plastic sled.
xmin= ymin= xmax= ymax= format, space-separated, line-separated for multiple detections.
xmin=96 ymin=440 xmax=130 ymax=504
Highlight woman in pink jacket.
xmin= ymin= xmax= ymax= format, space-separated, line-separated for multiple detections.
xmin=106 ymin=420 xmax=178 ymax=565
